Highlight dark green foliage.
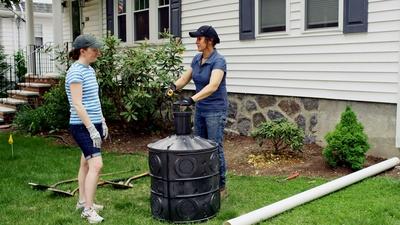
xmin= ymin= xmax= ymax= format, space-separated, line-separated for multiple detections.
xmin=0 ymin=45 xmax=10 ymax=96
xmin=0 ymin=45 xmax=8 ymax=72
xmin=0 ymin=0 xmax=20 ymax=7
xmin=94 ymin=33 xmax=185 ymax=130
xmin=323 ymin=106 xmax=370 ymax=170
xmin=251 ymin=118 xmax=304 ymax=156
xmin=13 ymin=50 xmax=27 ymax=82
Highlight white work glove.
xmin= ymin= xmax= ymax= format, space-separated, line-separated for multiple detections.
xmin=102 ymin=120 xmax=109 ymax=139
xmin=86 ymin=124 xmax=102 ymax=148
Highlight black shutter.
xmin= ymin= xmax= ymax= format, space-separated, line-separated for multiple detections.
xmin=239 ymin=0 xmax=255 ymax=40
xmin=343 ymin=0 xmax=368 ymax=33
xmin=170 ymin=0 xmax=182 ymax=38
xmin=106 ymin=0 xmax=114 ymax=35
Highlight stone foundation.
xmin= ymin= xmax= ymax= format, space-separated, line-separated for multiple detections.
xmin=225 ymin=93 xmax=399 ymax=158
xmin=181 ymin=91 xmax=399 ymax=158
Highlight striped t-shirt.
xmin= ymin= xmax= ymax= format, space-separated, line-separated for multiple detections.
xmin=65 ymin=62 xmax=103 ymax=125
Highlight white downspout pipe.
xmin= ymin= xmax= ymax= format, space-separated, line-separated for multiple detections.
xmin=396 ymin=29 xmax=400 ymax=148
xmin=224 ymin=157 xmax=400 ymax=225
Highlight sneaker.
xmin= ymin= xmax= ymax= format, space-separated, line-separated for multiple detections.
xmin=81 ymin=207 xmax=104 ymax=224
xmin=76 ymin=201 xmax=104 ymax=212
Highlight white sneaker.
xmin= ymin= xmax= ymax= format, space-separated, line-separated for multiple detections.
xmin=81 ymin=207 xmax=104 ymax=224
xmin=76 ymin=201 xmax=104 ymax=212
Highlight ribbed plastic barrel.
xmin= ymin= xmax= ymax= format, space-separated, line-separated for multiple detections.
xmin=148 ymin=111 xmax=220 ymax=223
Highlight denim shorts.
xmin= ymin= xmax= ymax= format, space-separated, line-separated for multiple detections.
xmin=69 ymin=123 xmax=103 ymax=160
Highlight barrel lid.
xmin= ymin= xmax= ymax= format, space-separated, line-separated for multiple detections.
xmin=147 ymin=135 xmax=217 ymax=151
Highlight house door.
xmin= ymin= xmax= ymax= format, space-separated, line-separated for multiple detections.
xmin=71 ymin=0 xmax=81 ymax=40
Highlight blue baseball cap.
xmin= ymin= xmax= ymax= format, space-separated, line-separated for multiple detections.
xmin=72 ymin=34 xmax=102 ymax=49
xmin=189 ymin=25 xmax=220 ymax=44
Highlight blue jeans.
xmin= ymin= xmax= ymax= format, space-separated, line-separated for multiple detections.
xmin=194 ymin=109 xmax=227 ymax=188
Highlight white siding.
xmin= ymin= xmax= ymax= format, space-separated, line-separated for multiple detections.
xmin=181 ymin=0 xmax=400 ymax=103
xmin=82 ymin=0 xmax=102 ymax=37
xmin=62 ymin=0 xmax=72 ymax=43
xmin=0 ymin=12 xmax=53 ymax=56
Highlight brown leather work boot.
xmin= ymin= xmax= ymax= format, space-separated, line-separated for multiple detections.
xmin=220 ymin=187 xmax=228 ymax=200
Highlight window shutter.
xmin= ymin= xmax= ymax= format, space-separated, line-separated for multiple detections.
xmin=343 ymin=0 xmax=368 ymax=33
xmin=239 ymin=0 xmax=255 ymax=40
xmin=170 ymin=0 xmax=181 ymax=38
xmin=106 ymin=0 xmax=114 ymax=35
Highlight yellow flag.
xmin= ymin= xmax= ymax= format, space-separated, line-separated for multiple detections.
xmin=8 ymin=134 xmax=13 ymax=145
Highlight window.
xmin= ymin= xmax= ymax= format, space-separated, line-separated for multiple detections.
xmin=118 ymin=0 xmax=127 ymax=42
xmin=259 ymin=0 xmax=286 ymax=33
xmin=34 ymin=24 xmax=43 ymax=46
xmin=113 ymin=0 xmax=171 ymax=43
xmin=306 ymin=0 xmax=338 ymax=29
xmin=158 ymin=0 xmax=169 ymax=38
xmin=134 ymin=0 xmax=149 ymax=41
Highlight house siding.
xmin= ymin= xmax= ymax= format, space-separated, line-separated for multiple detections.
xmin=82 ymin=0 xmax=102 ymax=37
xmin=0 ymin=12 xmax=53 ymax=57
xmin=62 ymin=1 xmax=72 ymax=43
xmin=180 ymin=0 xmax=400 ymax=104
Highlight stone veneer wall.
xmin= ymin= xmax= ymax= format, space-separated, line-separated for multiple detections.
xmin=225 ymin=93 xmax=399 ymax=158
xmin=226 ymin=93 xmax=319 ymax=144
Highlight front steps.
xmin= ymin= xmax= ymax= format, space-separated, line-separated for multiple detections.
xmin=0 ymin=74 xmax=61 ymax=126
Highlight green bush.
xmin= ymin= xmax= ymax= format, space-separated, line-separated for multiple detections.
xmin=94 ymin=33 xmax=185 ymax=130
xmin=0 ymin=45 xmax=8 ymax=72
xmin=323 ymin=106 xmax=370 ymax=170
xmin=13 ymin=50 xmax=27 ymax=82
xmin=251 ymin=118 xmax=304 ymax=156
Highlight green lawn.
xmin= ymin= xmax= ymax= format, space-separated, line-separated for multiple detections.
xmin=1 ymin=133 xmax=400 ymax=225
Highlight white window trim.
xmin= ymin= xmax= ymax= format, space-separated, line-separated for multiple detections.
xmin=300 ymin=0 xmax=343 ymax=34
xmin=113 ymin=0 xmax=169 ymax=45
xmin=255 ymin=0 xmax=291 ymax=38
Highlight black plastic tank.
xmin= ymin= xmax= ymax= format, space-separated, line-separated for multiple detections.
xmin=148 ymin=103 xmax=220 ymax=223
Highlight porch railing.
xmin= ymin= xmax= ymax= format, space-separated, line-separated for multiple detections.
xmin=0 ymin=42 xmax=64 ymax=97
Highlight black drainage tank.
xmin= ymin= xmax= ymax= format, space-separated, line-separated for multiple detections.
xmin=148 ymin=106 xmax=220 ymax=223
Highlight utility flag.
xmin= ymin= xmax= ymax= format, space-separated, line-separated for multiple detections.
xmin=8 ymin=134 xmax=14 ymax=158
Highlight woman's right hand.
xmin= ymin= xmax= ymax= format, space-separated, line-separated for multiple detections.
xmin=87 ymin=124 xmax=102 ymax=148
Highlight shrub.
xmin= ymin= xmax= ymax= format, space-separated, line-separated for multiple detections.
xmin=0 ymin=45 xmax=8 ymax=72
xmin=323 ymin=106 xmax=370 ymax=170
xmin=14 ymin=50 xmax=27 ymax=82
xmin=251 ymin=118 xmax=304 ymax=157
xmin=96 ymin=33 xmax=185 ymax=130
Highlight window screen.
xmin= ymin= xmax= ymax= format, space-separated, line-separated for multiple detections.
xmin=306 ymin=0 xmax=338 ymax=29
xmin=259 ymin=0 xmax=286 ymax=33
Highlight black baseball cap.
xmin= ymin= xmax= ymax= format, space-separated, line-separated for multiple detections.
xmin=189 ymin=25 xmax=220 ymax=44
xmin=72 ymin=34 xmax=102 ymax=49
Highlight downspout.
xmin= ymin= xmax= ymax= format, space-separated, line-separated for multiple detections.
xmin=396 ymin=30 xmax=400 ymax=148
xmin=224 ymin=157 xmax=400 ymax=225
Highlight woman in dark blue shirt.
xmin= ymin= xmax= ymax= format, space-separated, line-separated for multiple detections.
xmin=168 ymin=25 xmax=228 ymax=198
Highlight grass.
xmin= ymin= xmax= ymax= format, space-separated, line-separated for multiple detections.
xmin=1 ymin=132 xmax=400 ymax=225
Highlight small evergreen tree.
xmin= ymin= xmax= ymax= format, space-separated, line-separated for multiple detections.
xmin=323 ymin=106 xmax=370 ymax=170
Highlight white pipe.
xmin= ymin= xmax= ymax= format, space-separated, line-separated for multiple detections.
xmin=224 ymin=157 xmax=400 ymax=225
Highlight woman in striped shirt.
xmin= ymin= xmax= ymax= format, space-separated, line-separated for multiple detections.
xmin=65 ymin=34 xmax=107 ymax=224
